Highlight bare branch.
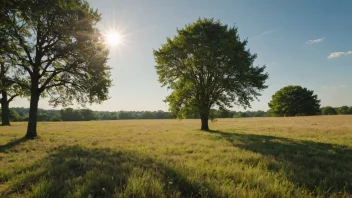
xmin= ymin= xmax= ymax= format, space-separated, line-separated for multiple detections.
xmin=7 ymin=94 xmax=19 ymax=103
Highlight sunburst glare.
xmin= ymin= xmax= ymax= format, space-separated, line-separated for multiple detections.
xmin=103 ymin=30 xmax=124 ymax=47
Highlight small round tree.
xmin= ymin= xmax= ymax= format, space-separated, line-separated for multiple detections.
xmin=268 ymin=85 xmax=320 ymax=116
xmin=337 ymin=106 xmax=349 ymax=115
xmin=322 ymin=106 xmax=337 ymax=115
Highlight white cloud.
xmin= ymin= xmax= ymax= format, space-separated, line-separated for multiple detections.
xmin=327 ymin=51 xmax=352 ymax=59
xmin=306 ymin=37 xmax=324 ymax=44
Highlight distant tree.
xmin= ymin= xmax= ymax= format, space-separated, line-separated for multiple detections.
xmin=337 ymin=106 xmax=349 ymax=115
xmin=322 ymin=106 xmax=338 ymax=115
xmin=255 ymin=110 xmax=266 ymax=117
xmin=4 ymin=0 xmax=112 ymax=138
xmin=50 ymin=116 xmax=62 ymax=122
xmin=37 ymin=113 xmax=49 ymax=122
xmin=118 ymin=111 xmax=135 ymax=120
xmin=154 ymin=18 xmax=268 ymax=130
xmin=0 ymin=60 xmax=21 ymax=125
xmin=61 ymin=108 xmax=84 ymax=121
xmin=349 ymin=107 xmax=352 ymax=114
xmin=268 ymin=85 xmax=320 ymax=117
xmin=80 ymin=109 xmax=96 ymax=121
xmin=216 ymin=109 xmax=231 ymax=118
xmin=0 ymin=5 xmax=24 ymax=126
xmin=9 ymin=109 xmax=20 ymax=121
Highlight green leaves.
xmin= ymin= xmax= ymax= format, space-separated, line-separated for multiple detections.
xmin=322 ymin=106 xmax=337 ymax=115
xmin=268 ymin=85 xmax=321 ymax=116
xmin=4 ymin=0 xmax=112 ymax=106
xmin=154 ymin=18 xmax=268 ymax=123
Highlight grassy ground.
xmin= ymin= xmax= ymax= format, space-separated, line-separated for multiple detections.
xmin=0 ymin=116 xmax=351 ymax=198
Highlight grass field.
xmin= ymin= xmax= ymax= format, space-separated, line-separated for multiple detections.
xmin=0 ymin=116 xmax=352 ymax=198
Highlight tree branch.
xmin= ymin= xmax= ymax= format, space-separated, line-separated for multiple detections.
xmin=7 ymin=79 xmax=30 ymax=90
xmin=11 ymin=21 xmax=34 ymax=67
xmin=7 ymin=94 xmax=19 ymax=103
xmin=44 ymin=80 xmax=78 ymax=90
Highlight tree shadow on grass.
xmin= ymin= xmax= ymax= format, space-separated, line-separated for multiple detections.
xmin=2 ymin=145 xmax=217 ymax=198
xmin=209 ymin=130 xmax=352 ymax=196
xmin=0 ymin=137 xmax=29 ymax=153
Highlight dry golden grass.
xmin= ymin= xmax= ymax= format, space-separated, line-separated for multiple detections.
xmin=0 ymin=116 xmax=352 ymax=197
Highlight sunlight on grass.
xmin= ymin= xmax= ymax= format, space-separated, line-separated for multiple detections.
xmin=0 ymin=116 xmax=352 ymax=197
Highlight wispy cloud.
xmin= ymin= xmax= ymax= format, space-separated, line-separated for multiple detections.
xmin=327 ymin=51 xmax=352 ymax=59
xmin=250 ymin=28 xmax=278 ymax=39
xmin=322 ymin=85 xmax=347 ymax=90
xmin=306 ymin=37 xmax=324 ymax=44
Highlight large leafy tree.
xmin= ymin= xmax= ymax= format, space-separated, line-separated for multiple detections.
xmin=0 ymin=3 xmax=23 ymax=126
xmin=268 ymin=85 xmax=320 ymax=117
xmin=4 ymin=0 xmax=112 ymax=137
xmin=154 ymin=18 xmax=268 ymax=130
xmin=0 ymin=58 xmax=23 ymax=126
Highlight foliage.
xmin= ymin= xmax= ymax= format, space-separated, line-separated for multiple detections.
xmin=50 ymin=115 xmax=62 ymax=122
xmin=337 ymin=106 xmax=349 ymax=115
xmin=9 ymin=109 xmax=20 ymax=121
xmin=268 ymin=85 xmax=320 ymax=116
xmin=3 ymin=0 xmax=112 ymax=136
xmin=321 ymin=106 xmax=338 ymax=115
xmin=154 ymin=18 xmax=268 ymax=130
xmin=6 ymin=108 xmax=174 ymax=121
xmin=0 ymin=117 xmax=352 ymax=197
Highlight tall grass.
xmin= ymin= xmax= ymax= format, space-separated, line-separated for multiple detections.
xmin=0 ymin=116 xmax=351 ymax=197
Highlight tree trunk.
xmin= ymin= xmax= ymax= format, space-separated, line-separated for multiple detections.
xmin=26 ymin=87 xmax=39 ymax=138
xmin=1 ymin=90 xmax=10 ymax=126
xmin=200 ymin=113 xmax=209 ymax=131
xmin=0 ymin=61 xmax=10 ymax=126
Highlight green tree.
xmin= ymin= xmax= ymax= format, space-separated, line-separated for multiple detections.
xmin=50 ymin=115 xmax=62 ymax=122
xmin=337 ymin=106 xmax=349 ymax=115
xmin=61 ymin=108 xmax=84 ymax=121
xmin=154 ymin=18 xmax=268 ymax=130
xmin=322 ymin=106 xmax=337 ymax=115
xmin=9 ymin=109 xmax=20 ymax=121
xmin=4 ymin=0 xmax=112 ymax=137
xmin=348 ymin=107 xmax=352 ymax=114
xmin=37 ymin=113 xmax=49 ymax=122
xmin=80 ymin=109 xmax=96 ymax=121
xmin=0 ymin=60 xmax=21 ymax=125
xmin=0 ymin=3 xmax=23 ymax=126
xmin=268 ymin=85 xmax=320 ymax=117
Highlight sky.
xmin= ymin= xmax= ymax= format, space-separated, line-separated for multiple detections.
xmin=12 ymin=0 xmax=352 ymax=111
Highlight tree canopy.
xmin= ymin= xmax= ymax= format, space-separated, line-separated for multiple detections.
xmin=337 ymin=106 xmax=349 ymax=115
xmin=3 ymin=0 xmax=112 ymax=137
xmin=154 ymin=18 xmax=268 ymax=130
xmin=268 ymin=85 xmax=320 ymax=117
xmin=322 ymin=106 xmax=337 ymax=115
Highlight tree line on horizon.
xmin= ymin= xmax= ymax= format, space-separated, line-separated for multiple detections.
xmin=3 ymin=105 xmax=351 ymax=123
xmin=1 ymin=1 xmax=350 ymax=136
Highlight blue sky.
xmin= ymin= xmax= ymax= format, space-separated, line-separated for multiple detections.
xmin=13 ymin=0 xmax=352 ymax=111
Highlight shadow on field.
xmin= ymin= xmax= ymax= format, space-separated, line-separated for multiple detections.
xmin=3 ymin=145 xmax=217 ymax=198
xmin=0 ymin=137 xmax=29 ymax=153
xmin=210 ymin=130 xmax=352 ymax=195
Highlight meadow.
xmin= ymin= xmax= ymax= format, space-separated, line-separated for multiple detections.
xmin=0 ymin=116 xmax=351 ymax=198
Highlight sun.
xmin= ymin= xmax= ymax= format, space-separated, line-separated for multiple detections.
xmin=104 ymin=31 xmax=123 ymax=47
